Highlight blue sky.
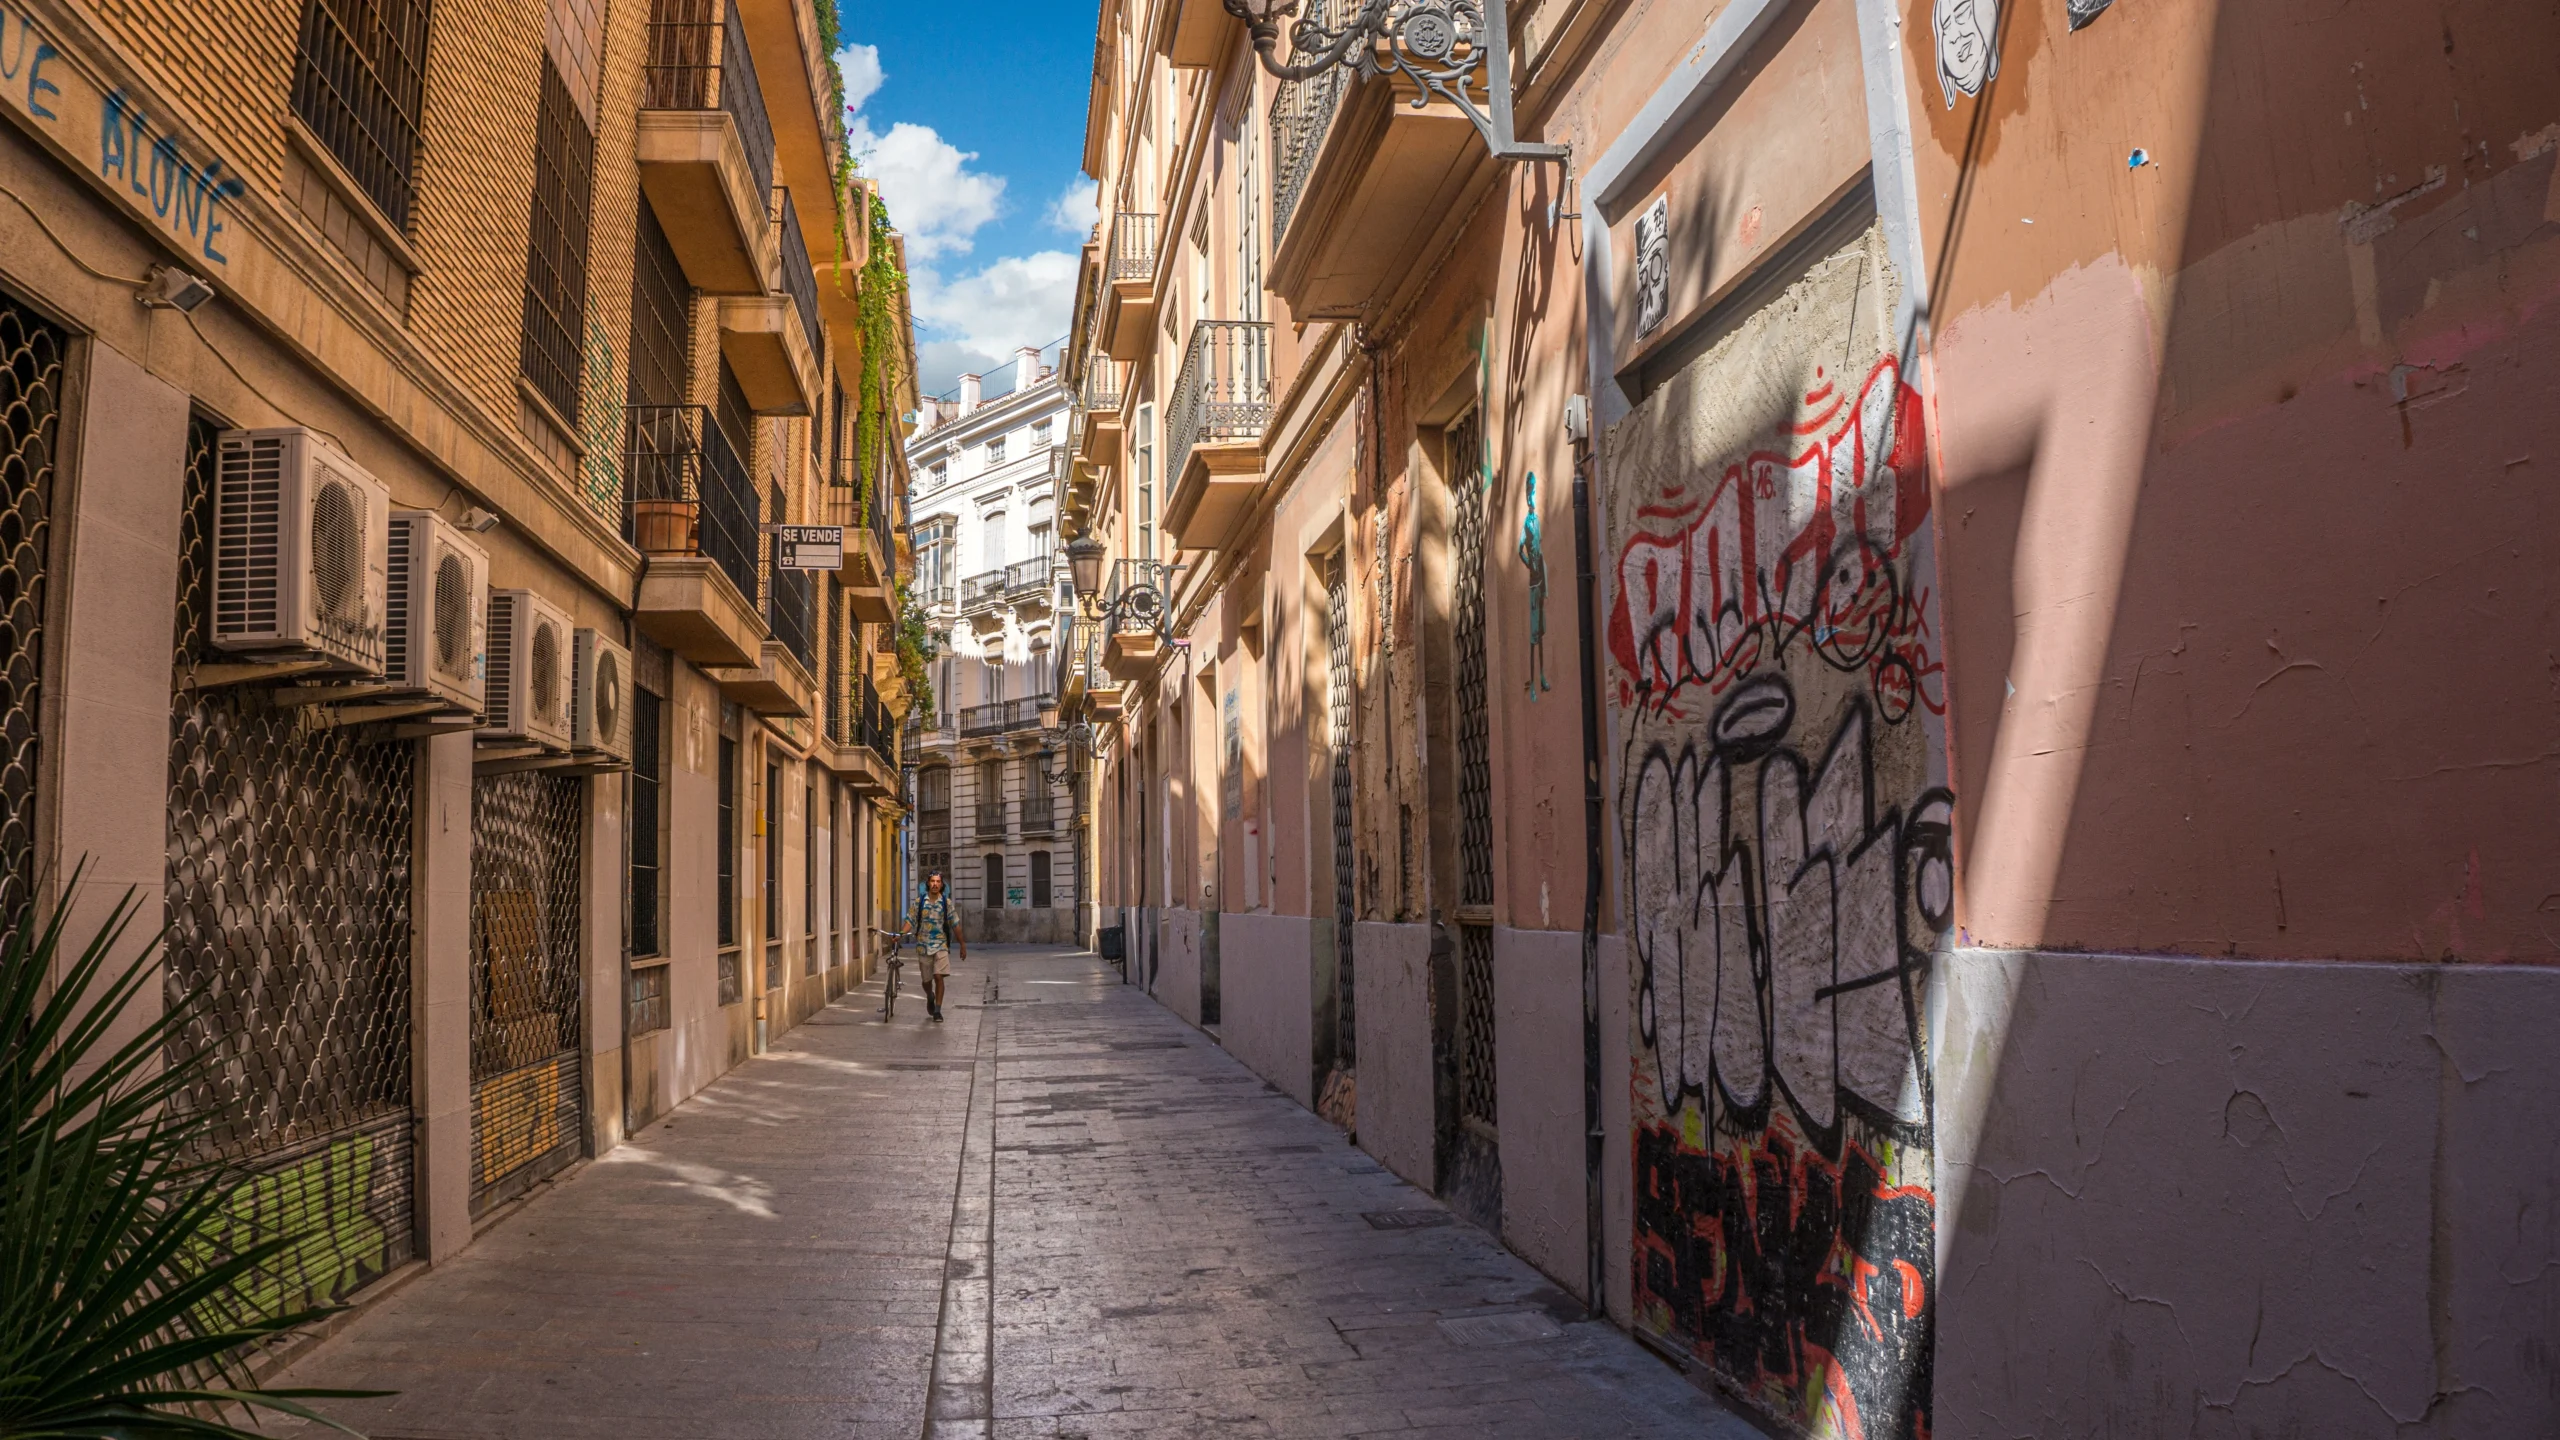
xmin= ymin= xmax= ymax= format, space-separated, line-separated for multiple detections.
xmin=833 ymin=1 xmax=1100 ymax=396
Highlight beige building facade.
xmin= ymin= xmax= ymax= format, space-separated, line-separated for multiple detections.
xmin=0 ymin=0 xmax=914 ymax=1313
xmin=1055 ymin=0 xmax=2560 ymax=1436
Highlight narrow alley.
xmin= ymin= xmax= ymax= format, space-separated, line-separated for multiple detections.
xmin=263 ymin=947 xmax=1753 ymax=1440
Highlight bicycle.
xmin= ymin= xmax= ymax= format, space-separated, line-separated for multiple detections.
xmin=877 ymin=927 xmax=911 ymax=1018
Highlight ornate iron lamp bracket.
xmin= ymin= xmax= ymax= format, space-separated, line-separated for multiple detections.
xmin=1224 ymin=0 xmax=1569 ymax=165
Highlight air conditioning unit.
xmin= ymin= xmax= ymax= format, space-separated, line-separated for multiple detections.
xmin=385 ymin=510 xmax=489 ymax=713
xmin=480 ymin=589 xmax=574 ymax=751
xmin=212 ymin=427 xmax=391 ymax=675
xmin=571 ymin=628 xmax=634 ymax=764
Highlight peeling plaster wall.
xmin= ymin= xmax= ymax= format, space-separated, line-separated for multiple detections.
xmin=1933 ymin=949 xmax=2560 ymax=1437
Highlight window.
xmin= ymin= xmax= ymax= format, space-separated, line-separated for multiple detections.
xmin=1237 ymin=87 xmax=1264 ymax=322
xmin=1029 ymin=522 xmax=1052 ymax=561
xmin=630 ymin=685 xmax=664 ymax=956
xmin=1133 ymin=402 xmax=1156 ymax=559
xmin=1031 ymin=851 xmax=1053 ymax=909
xmin=1032 ymin=417 xmax=1052 ymax=448
xmin=627 ymin=203 xmax=690 ymax=407
xmin=519 ymin=55 xmax=597 ymax=425
xmin=919 ymin=766 xmax=951 ymax=811
xmin=1028 ymin=640 xmax=1051 ymax=696
xmin=930 ymin=460 xmax=947 ymax=488
xmin=983 ymin=852 xmax=1006 ymax=909
xmin=291 ymin=0 xmax=431 ymax=229
xmin=764 ymin=759 xmax=782 ymax=941
xmin=803 ymin=782 xmax=816 ymax=934
xmin=986 ymin=435 xmax=1007 ymax=466
xmin=717 ymin=734 xmax=738 ymax=948
xmin=982 ymin=656 xmax=1005 ymax=705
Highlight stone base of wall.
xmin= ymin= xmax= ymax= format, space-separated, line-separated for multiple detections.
xmin=964 ymin=907 xmax=1081 ymax=944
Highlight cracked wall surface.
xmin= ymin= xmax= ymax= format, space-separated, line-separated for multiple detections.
xmin=1934 ymin=948 xmax=2560 ymax=1436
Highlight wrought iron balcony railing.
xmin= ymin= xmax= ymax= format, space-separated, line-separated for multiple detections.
xmin=643 ymin=0 xmax=775 ymax=200
xmin=1166 ymin=319 xmax=1272 ymax=493
xmin=1269 ymin=0 xmax=1352 ymax=246
xmin=1102 ymin=556 xmax=1171 ymax=643
xmin=960 ymin=568 xmax=1009 ymax=610
xmin=1080 ymin=352 xmax=1122 ymax=414
xmin=975 ymin=799 xmax=1006 ymax=839
xmin=624 ymin=404 xmax=763 ymax=606
xmin=775 ymin=188 xmax=820 ymax=355
xmin=959 ymin=697 xmax=1045 ymax=738
xmin=767 ymin=555 xmax=813 ymax=669
xmin=923 ymin=581 xmax=956 ymax=610
xmin=1020 ymin=794 xmax=1057 ymax=836
xmin=1004 ymin=556 xmax=1054 ymax=598
xmin=1108 ymin=211 xmax=1159 ymax=283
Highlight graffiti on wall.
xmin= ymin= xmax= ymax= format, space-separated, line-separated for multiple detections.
xmin=194 ymin=1124 xmax=409 ymax=1322
xmin=1609 ymin=221 xmax=1946 ymax=1440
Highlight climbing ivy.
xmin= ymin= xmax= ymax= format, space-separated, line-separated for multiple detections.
xmin=892 ymin=573 xmax=936 ymax=715
xmin=854 ymin=190 xmax=907 ymax=513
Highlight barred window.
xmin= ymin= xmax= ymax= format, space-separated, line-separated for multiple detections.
xmin=519 ymin=56 xmax=597 ymax=425
xmin=293 ymin=0 xmax=431 ymax=230
xmin=629 ymin=685 xmax=664 ymax=956
xmin=717 ymin=734 xmax=738 ymax=946
xmin=628 ymin=203 xmax=692 ymax=408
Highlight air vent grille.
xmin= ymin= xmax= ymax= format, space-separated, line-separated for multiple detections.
xmin=214 ymin=436 xmax=284 ymax=638
xmin=593 ymin=648 xmax=622 ymax=746
xmin=431 ymin=548 xmax=471 ymax=681
xmin=384 ymin=515 xmax=413 ymax=683
xmin=311 ymin=478 xmax=364 ymax=623
xmin=529 ymin=621 xmax=561 ymax=728
xmin=485 ymin=596 xmax=516 ymax=732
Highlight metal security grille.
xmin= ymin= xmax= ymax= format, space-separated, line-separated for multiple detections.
xmin=168 ymin=415 xmax=417 ymax=1317
xmin=292 ymin=0 xmax=430 ymax=230
xmin=469 ymin=772 xmax=585 ymax=1213
xmin=521 ymin=55 xmax=597 ymax=426
xmin=0 ymin=291 xmax=57 ymax=937
xmin=1326 ymin=550 xmax=1355 ymax=1064
xmin=1448 ymin=408 xmax=1497 ymax=1130
xmin=627 ymin=202 xmax=692 ymax=409
xmin=629 ymin=685 xmax=663 ymax=956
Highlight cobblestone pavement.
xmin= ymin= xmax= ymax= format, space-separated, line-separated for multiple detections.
xmin=269 ymin=945 xmax=1754 ymax=1440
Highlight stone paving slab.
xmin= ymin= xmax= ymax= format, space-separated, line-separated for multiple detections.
xmin=267 ymin=945 xmax=1755 ymax=1440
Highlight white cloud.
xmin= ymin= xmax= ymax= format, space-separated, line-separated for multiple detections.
xmin=832 ymin=42 xmax=884 ymax=116
xmin=1045 ymin=177 xmax=1099 ymax=236
xmin=909 ymin=250 xmax=1077 ymax=392
xmin=829 ymin=37 xmax=1077 ymax=392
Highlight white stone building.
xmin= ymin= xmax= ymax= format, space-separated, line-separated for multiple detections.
xmin=905 ymin=348 xmax=1079 ymax=942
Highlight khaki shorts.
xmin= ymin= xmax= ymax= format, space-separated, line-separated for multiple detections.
xmin=925 ymin=947 xmax=951 ymax=977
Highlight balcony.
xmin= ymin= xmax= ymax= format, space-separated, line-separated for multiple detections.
xmin=728 ymin=0 xmax=838 ymax=220
xmin=1020 ymin=793 xmax=1058 ymax=837
xmin=625 ymin=405 xmax=765 ymax=667
xmin=1006 ymin=556 xmax=1056 ymax=610
xmin=637 ymin=0 xmax=776 ymax=294
xmin=975 ymin=799 xmax=1006 ymax=840
xmin=1098 ymin=212 xmax=1158 ymax=361
xmin=1101 ymin=557 xmax=1167 ymax=683
xmin=767 ymin=557 xmax=814 ymax=671
xmin=827 ymin=669 xmax=898 ymax=796
xmin=923 ymin=581 xmax=956 ymax=612
xmin=959 ymin=568 xmax=1010 ymax=612
xmin=718 ymin=190 xmax=820 ymax=414
xmin=1161 ymin=0 xmax=1236 ymax=66
xmin=825 ymin=457 xmax=897 ymax=624
xmin=1163 ymin=321 xmax=1272 ymax=551
xmin=1267 ymin=42 xmax=1487 ymax=320
xmin=960 ymin=697 xmax=1045 ymax=739
xmin=710 ymin=636 xmax=817 ymax=716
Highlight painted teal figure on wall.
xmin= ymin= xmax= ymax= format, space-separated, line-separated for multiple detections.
xmin=1520 ymin=471 xmax=1551 ymax=698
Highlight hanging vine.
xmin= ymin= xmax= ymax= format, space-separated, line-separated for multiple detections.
xmin=892 ymin=573 xmax=936 ymax=715
xmin=854 ymin=191 xmax=906 ymax=502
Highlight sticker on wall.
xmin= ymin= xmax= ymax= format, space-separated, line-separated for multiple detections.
xmin=2066 ymin=0 xmax=2113 ymax=30
xmin=1633 ymin=196 xmax=1672 ymax=338
xmin=1519 ymin=471 xmax=1551 ymax=699
xmin=1932 ymin=0 xmax=1999 ymax=106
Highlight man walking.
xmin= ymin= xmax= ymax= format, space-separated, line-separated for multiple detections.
xmin=912 ymin=871 xmax=963 ymax=1022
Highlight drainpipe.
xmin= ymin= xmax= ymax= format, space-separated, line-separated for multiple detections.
xmin=1567 ymin=395 xmax=1605 ymax=1320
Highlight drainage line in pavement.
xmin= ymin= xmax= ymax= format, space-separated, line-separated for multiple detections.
xmin=921 ymin=974 xmax=999 ymax=1438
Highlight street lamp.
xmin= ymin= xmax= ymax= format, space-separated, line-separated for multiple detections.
xmin=1221 ymin=0 xmax=1567 ymax=164
xmin=1065 ymin=535 xmax=1108 ymax=605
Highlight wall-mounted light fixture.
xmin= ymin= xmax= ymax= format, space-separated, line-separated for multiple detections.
xmin=1222 ymin=0 xmax=1568 ymax=165
xmin=137 ymin=263 xmax=215 ymax=313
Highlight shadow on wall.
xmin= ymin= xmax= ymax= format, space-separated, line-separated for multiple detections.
xmin=1921 ymin=0 xmax=2560 ymax=1434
